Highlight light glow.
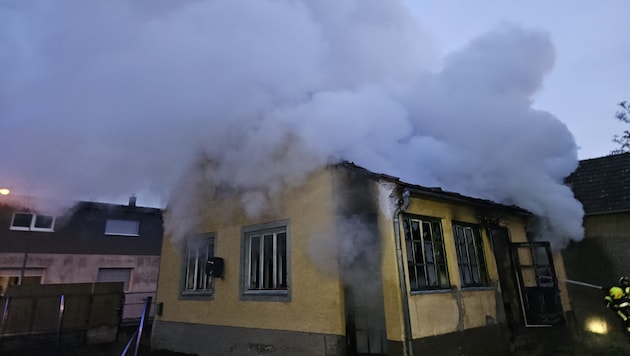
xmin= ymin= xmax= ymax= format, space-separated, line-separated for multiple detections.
xmin=586 ymin=317 xmax=608 ymax=334
xmin=0 ymin=188 xmax=10 ymax=195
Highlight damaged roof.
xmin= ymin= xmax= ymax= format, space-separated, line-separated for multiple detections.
xmin=338 ymin=161 xmax=531 ymax=216
xmin=565 ymin=153 xmax=630 ymax=215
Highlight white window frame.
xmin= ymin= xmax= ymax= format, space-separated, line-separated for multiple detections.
xmin=181 ymin=234 xmax=215 ymax=297
xmin=105 ymin=219 xmax=140 ymax=236
xmin=10 ymin=212 xmax=55 ymax=232
xmin=240 ymin=220 xmax=290 ymax=302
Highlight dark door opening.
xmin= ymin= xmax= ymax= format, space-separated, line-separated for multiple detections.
xmin=488 ymin=226 xmax=524 ymax=330
xmin=511 ymin=242 xmax=565 ymax=326
xmin=345 ymin=286 xmax=387 ymax=355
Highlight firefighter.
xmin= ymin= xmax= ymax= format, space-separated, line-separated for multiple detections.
xmin=605 ymin=277 xmax=630 ymax=333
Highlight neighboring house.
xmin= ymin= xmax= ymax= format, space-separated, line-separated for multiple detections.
xmin=152 ymin=162 xmax=574 ymax=355
xmin=563 ymin=153 xmax=630 ymax=339
xmin=0 ymin=195 xmax=163 ymax=321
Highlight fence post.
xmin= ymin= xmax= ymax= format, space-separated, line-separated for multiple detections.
xmin=133 ymin=296 xmax=152 ymax=356
xmin=56 ymin=294 xmax=65 ymax=354
xmin=0 ymin=296 xmax=10 ymax=353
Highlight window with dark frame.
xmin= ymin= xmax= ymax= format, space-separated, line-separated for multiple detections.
xmin=245 ymin=226 xmax=287 ymax=292
xmin=182 ymin=235 xmax=214 ymax=295
xmin=453 ymin=222 xmax=489 ymax=287
xmin=402 ymin=215 xmax=450 ymax=291
xmin=10 ymin=212 xmax=55 ymax=231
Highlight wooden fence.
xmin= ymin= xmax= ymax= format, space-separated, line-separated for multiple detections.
xmin=0 ymin=282 xmax=124 ymax=354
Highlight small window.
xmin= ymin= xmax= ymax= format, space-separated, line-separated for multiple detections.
xmin=402 ymin=215 xmax=450 ymax=291
xmin=181 ymin=234 xmax=214 ymax=297
xmin=10 ymin=212 xmax=55 ymax=232
xmin=453 ymin=222 xmax=489 ymax=288
xmin=241 ymin=221 xmax=290 ymax=301
xmin=97 ymin=268 xmax=133 ymax=292
xmin=105 ymin=219 xmax=139 ymax=236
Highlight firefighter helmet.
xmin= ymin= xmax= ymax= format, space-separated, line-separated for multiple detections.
xmin=610 ymin=286 xmax=624 ymax=299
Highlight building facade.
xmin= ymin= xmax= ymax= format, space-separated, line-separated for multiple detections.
xmin=0 ymin=195 xmax=163 ymax=320
xmin=152 ymin=162 xmax=573 ymax=355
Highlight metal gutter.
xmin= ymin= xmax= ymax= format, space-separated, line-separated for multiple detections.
xmin=393 ymin=189 xmax=413 ymax=356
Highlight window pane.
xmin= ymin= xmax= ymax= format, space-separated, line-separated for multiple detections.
xmin=186 ymin=248 xmax=196 ymax=290
xmin=105 ymin=219 xmax=139 ymax=235
xmin=411 ymin=220 xmax=421 ymax=241
xmin=249 ymin=235 xmax=260 ymax=289
xmin=12 ymin=213 xmax=32 ymax=228
xmin=33 ymin=215 xmax=54 ymax=229
xmin=263 ymin=234 xmax=273 ymax=289
xmin=196 ymin=246 xmax=206 ymax=290
xmin=276 ymin=232 xmax=287 ymax=289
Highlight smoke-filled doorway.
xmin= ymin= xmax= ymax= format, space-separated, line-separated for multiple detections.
xmin=344 ymin=284 xmax=388 ymax=355
xmin=489 ymin=226 xmax=525 ymax=331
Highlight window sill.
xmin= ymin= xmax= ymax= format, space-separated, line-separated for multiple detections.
xmin=10 ymin=227 xmax=54 ymax=232
xmin=410 ymin=288 xmax=453 ymax=296
xmin=240 ymin=289 xmax=290 ymax=302
xmin=179 ymin=290 xmax=214 ymax=301
xmin=460 ymin=286 xmax=494 ymax=292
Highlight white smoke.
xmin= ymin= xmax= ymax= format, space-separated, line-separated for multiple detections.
xmin=1 ymin=0 xmax=583 ymax=249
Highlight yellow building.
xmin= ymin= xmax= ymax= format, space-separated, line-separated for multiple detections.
xmin=152 ymin=162 xmax=573 ymax=355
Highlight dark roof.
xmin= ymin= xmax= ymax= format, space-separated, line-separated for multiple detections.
xmin=565 ymin=153 xmax=630 ymax=215
xmin=338 ymin=161 xmax=531 ymax=216
xmin=0 ymin=197 xmax=163 ymax=255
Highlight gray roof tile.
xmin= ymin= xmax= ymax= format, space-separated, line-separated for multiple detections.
xmin=565 ymin=153 xmax=630 ymax=214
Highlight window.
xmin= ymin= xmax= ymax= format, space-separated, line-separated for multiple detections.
xmin=241 ymin=221 xmax=290 ymax=301
xmin=402 ymin=215 xmax=449 ymax=291
xmin=97 ymin=268 xmax=133 ymax=292
xmin=10 ymin=212 xmax=55 ymax=231
xmin=453 ymin=222 xmax=489 ymax=287
xmin=105 ymin=219 xmax=139 ymax=236
xmin=181 ymin=235 xmax=214 ymax=296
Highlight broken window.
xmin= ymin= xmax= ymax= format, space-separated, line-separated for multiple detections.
xmin=511 ymin=242 xmax=564 ymax=326
xmin=10 ymin=212 xmax=55 ymax=232
xmin=453 ymin=222 xmax=489 ymax=287
xmin=241 ymin=221 xmax=290 ymax=301
xmin=402 ymin=215 xmax=450 ymax=291
xmin=181 ymin=234 xmax=214 ymax=296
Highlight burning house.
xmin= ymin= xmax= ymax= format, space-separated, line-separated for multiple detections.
xmin=151 ymin=162 xmax=574 ymax=355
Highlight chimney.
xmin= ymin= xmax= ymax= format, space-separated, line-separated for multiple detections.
xmin=129 ymin=195 xmax=137 ymax=207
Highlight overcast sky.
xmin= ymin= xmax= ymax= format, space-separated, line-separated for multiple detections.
xmin=406 ymin=0 xmax=630 ymax=159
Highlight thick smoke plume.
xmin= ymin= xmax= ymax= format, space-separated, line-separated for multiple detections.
xmin=1 ymin=0 xmax=583 ymax=250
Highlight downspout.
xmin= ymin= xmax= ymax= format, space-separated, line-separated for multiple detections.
xmin=393 ymin=189 xmax=413 ymax=356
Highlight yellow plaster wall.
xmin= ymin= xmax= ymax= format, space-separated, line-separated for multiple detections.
xmin=461 ymin=289 xmax=498 ymax=328
xmin=398 ymin=197 xmax=520 ymax=338
xmin=156 ymin=168 xmax=346 ymax=336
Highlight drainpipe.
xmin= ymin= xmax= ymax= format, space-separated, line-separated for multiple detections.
xmin=393 ymin=189 xmax=413 ymax=356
